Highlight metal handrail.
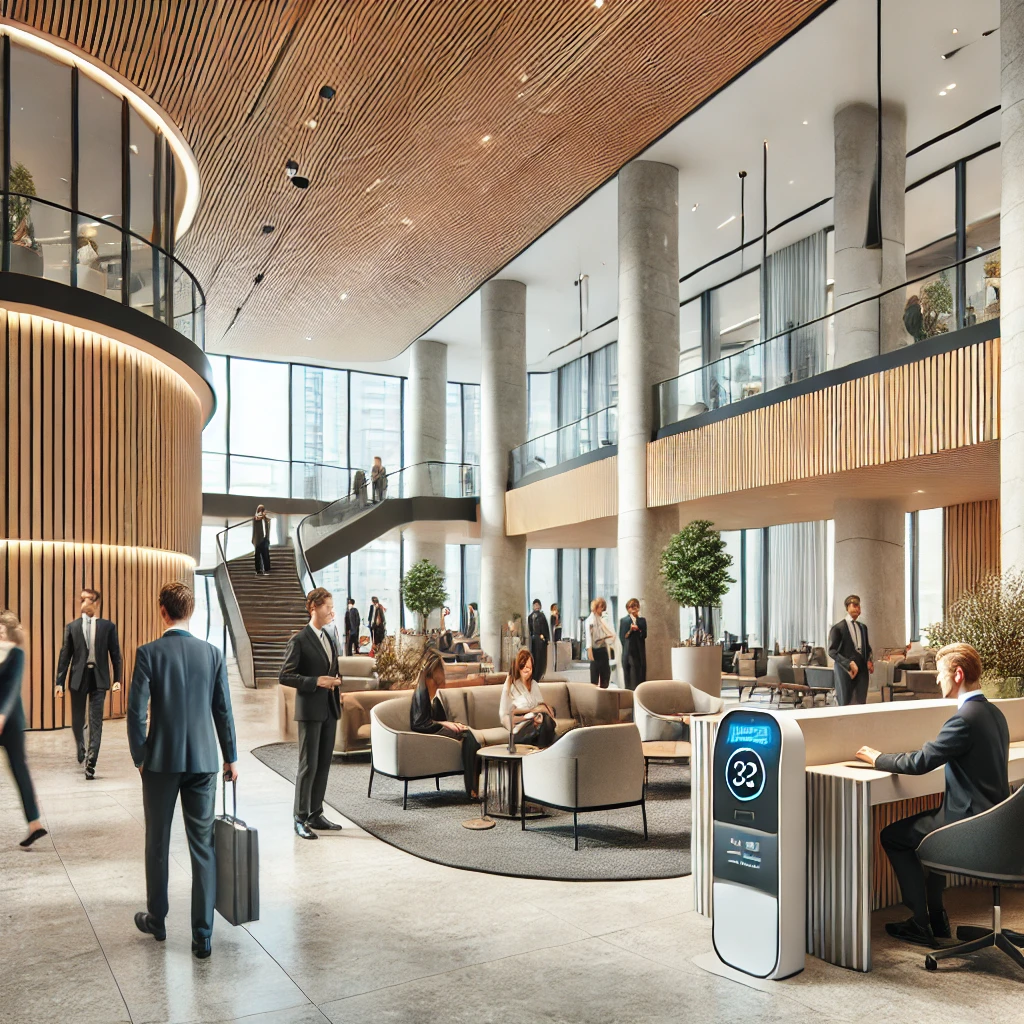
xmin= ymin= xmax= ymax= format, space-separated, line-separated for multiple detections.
xmin=3 ymin=190 xmax=206 ymax=347
xmin=509 ymin=404 xmax=618 ymax=485
xmin=656 ymin=245 xmax=1000 ymax=395
xmin=514 ymin=403 xmax=619 ymax=450
xmin=203 ymin=451 xmax=358 ymax=474
xmin=214 ymin=517 xmax=258 ymax=688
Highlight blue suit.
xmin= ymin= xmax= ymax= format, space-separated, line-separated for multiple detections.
xmin=128 ymin=629 xmax=237 ymax=940
xmin=0 ymin=647 xmax=39 ymax=823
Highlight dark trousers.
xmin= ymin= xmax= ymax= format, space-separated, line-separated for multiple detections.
xmin=624 ymin=651 xmax=645 ymax=690
xmin=254 ymin=539 xmax=271 ymax=574
xmin=142 ymin=770 xmax=217 ymax=939
xmin=530 ymin=636 xmax=548 ymax=680
xmin=515 ymin=712 xmax=556 ymax=749
xmin=455 ymin=729 xmax=481 ymax=797
xmin=0 ymin=722 xmax=39 ymax=822
xmin=345 ymin=635 xmax=358 ymax=656
xmin=71 ymin=669 xmax=105 ymax=764
xmin=294 ymin=717 xmax=337 ymax=821
xmin=371 ymin=626 xmax=385 ymax=648
xmin=590 ymin=647 xmax=611 ymax=688
xmin=880 ymin=808 xmax=947 ymax=924
xmin=834 ymin=656 xmax=869 ymax=706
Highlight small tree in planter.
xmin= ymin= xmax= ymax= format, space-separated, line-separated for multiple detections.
xmin=400 ymin=558 xmax=448 ymax=634
xmin=660 ymin=519 xmax=735 ymax=646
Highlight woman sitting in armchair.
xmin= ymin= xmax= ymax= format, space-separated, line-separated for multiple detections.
xmin=499 ymin=648 xmax=556 ymax=749
xmin=410 ymin=650 xmax=480 ymax=799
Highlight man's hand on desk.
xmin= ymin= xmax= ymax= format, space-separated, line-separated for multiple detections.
xmin=855 ymin=745 xmax=881 ymax=766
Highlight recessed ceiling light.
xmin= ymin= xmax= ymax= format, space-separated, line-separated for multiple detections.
xmin=691 ymin=203 xmax=698 ymax=212
xmin=340 ymin=292 xmax=348 ymax=301
xmin=716 ymin=215 xmax=736 ymax=230
xmin=129 ymin=143 xmax=139 ymax=154
xmin=401 ymin=217 xmax=414 ymax=226
xmin=915 ymin=489 xmax=925 ymax=494
xmin=366 ymin=178 xmax=382 ymax=193
xmin=304 ymin=336 xmax=312 ymax=341
xmin=946 ymin=83 xmax=956 ymax=90
xmin=520 ymin=72 xmax=529 ymax=83
xmin=939 ymin=90 xmax=947 ymax=96
xmin=593 ymin=0 xmax=604 ymax=7
xmin=306 ymin=119 xmax=317 ymax=129
xmin=789 ymin=179 xmax=794 ymax=185
xmin=801 ymin=120 xmax=808 ymax=126
xmin=286 ymin=159 xmax=299 ymax=177
xmin=319 ymin=85 xmax=336 ymax=100
xmin=481 ymin=135 xmax=492 ymax=143
xmin=952 ymin=27 xmax=958 ymax=34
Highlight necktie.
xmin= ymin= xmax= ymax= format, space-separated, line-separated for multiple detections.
xmin=86 ymin=618 xmax=94 ymax=663
xmin=851 ymin=621 xmax=860 ymax=653
xmin=320 ymin=630 xmax=332 ymax=666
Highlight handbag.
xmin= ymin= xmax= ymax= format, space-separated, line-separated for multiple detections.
xmin=214 ymin=777 xmax=260 ymax=926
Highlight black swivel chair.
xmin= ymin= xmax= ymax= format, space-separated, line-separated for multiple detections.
xmin=916 ymin=786 xmax=1024 ymax=972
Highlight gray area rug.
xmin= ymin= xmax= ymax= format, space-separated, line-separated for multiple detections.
xmin=252 ymin=742 xmax=691 ymax=881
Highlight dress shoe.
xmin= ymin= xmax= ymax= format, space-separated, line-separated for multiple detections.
xmin=931 ymin=909 xmax=951 ymax=940
xmin=192 ymin=937 xmax=212 ymax=959
xmin=294 ymin=819 xmax=318 ymax=840
xmin=76 ymin=747 xmax=86 ymax=764
xmin=885 ymin=916 xmax=938 ymax=947
xmin=134 ymin=912 xmax=166 ymax=941
xmin=306 ymin=813 xmax=343 ymax=831
xmin=19 ymin=827 xmax=48 ymax=848
xmin=85 ymin=763 xmax=96 ymax=780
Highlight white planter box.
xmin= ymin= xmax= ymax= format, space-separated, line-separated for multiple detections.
xmin=671 ymin=644 xmax=723 ymax=698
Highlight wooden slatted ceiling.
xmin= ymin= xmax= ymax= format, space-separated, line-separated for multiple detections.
xmin=7 ymin=0 xmax=827 ymax=362
xmin=648 ymin=339 xmax=1001 ymax=507
xmin=944 ymin=499 xmax=1001 ymax=609
xmin=0 ymin=309 xmax=203 ymax=727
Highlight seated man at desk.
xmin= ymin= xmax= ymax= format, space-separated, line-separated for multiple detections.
xmin=855 ymin=642 xmax=1009 ymax=947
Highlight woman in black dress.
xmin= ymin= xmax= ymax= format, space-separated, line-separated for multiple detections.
xmin=410 ymin=650 xmax=481 ymax=799
xmin=0 ymin=610 xmax=47 ymax=847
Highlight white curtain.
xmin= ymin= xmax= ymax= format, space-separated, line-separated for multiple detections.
xmin=765 ymin=229 xmax=828 ymax=388
xmin=768 ymin=521 xmax=829 ymax=649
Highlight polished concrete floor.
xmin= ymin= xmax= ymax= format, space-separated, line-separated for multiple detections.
xmin=2 ymin=671 xmax=1022 ymax=1024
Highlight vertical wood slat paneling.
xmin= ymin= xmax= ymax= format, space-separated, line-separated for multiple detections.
xmin=648 ymin=338 xmax=1000 ymax=507
xmin=0 ymin=309 xmax=203 ymax=729
xmin=944 ymin=499 xmax=1001 ymax=609
xmin=504 ymin=455 xmax=618 ymax=536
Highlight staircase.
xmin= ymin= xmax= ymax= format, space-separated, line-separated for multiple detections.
xmin=224 ymin=542 xmax=309 ymax=685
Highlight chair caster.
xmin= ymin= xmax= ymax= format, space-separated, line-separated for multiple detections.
xmin=925 ymin=956 xmax=937 ymax=971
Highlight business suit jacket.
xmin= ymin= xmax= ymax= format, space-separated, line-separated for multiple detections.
xmin=252 ymin=515 xmax=270 ymax=546
xmin=828 ymin=618 xmax=872 ymax=674
xmin=127 ymin=629 xmax=237 ymax=772
xmin=528 ymin=610 xmax=550 ymax=643
xmin=279 ymin=624 xmax=340 ymax=722
xmin=619 ymin=615 xmax=648 ymax=677
xmin=344 ymin=606 xmax=360 ymax=639
xmin=875 ymin=695 xmax=1009 ymax=825
xmin=56 ymin=617 xmax=123 ymax=691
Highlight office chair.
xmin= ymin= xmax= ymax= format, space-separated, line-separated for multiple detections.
xmin=915 ymin=786 xmax=1024 ymax=972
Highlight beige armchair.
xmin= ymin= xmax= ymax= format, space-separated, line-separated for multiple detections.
xmin=520 ymin=723 xmax=647 ymax=850
xmin=368 ymin=696 xmax=464 ymax=808
xmin=633 ymin=680 xmax=724 ymax=742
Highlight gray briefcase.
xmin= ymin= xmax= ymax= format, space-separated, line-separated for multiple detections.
xmin=214 ymin=778 xmax=260 ymax=926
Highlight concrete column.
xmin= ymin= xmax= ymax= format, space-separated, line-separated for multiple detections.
xmin=833 ymin=101 xmax=907 ymax=366
xmin=403 ymin=339 xmax=447 ymax=626
xmin=832 ymin=498 xmax=905 ymax=652
xmin=617 ymin=160 xmax=680 ymax=680
xmin=1002 ymin=0 xmax=1024 ymax=574
xmin=480 ymin=279 xmax=527 ymax=665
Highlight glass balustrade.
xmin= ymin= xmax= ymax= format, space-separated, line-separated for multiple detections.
xmin=509 ymin=404 xmax=617 ymax=486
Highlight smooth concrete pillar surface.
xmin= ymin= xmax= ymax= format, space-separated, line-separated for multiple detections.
xmin=833 ymin=102 xmax=907 ymax=366
xmin=1003 ymin=0 xmax=1024 ymax=574
xmin=404 ymin=338 xmax=448 ymax=623
xmin=480 ymin=279 xmax=527 ymax=664
xmin=617 ymin=160 xmax=680 ymax=680
xmin=832 ymin=498 xmax=905 ymax=653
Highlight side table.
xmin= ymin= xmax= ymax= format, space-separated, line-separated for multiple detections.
xmin=478 ymin=744 xmax=543 ymax=819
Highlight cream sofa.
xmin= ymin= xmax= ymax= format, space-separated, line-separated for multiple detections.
xmin=520 ymin=723 xmax=647 ymax=850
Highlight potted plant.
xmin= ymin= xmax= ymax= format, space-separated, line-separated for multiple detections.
xmin=660 ymin=519 xmax=735 ymax=697
xmin=400 ymin=558 xmax=448 ymax=635
xmin=925 ymin=571 xmax=1024 ymax=698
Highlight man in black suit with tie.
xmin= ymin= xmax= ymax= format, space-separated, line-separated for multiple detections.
xmin=827 ymin=594 xmax=872 ymax=706
xmin=55 ymin=587 xmax=123 ymax=779
xmin=280 ymin=587 xmax=344 ymax=840
xmin=343 ymin=597 xmax=360 ymax=656
xmin=856 ymin=642 xmax=1009 ymax=947
xmin=618 ymin=598 xmax=648 ymax=690
xmin=528 ymin=598 xmax=551 ymax=680
xmin=129 ymin=582 xmax=237 ymax=960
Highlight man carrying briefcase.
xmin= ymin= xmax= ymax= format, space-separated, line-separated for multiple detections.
xmin=128 ymin=582 xmax=238 ymax=960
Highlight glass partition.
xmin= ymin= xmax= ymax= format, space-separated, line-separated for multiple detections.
xmin=509 ymin=404 xmax=617 ymax=485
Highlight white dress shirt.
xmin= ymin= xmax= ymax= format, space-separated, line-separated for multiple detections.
xmin=845 ymin=614 xmax=863 ymax=655
xmin=82 ymin=613 xmax=96 ymax=666
xmin=957 ymin=688 xmax=985 ymax=708
xmin=310 ymin=623 xmax=333 ymax=666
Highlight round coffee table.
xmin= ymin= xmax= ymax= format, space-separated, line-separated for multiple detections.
xmin=478 ymin=744 xmax=543 ymax=819
xmin=641 ymin=740 xmax=691 ymax=786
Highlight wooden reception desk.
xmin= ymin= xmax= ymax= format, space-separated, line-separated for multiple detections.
xmin=691 ymin=698 xmax=1024 ymax=972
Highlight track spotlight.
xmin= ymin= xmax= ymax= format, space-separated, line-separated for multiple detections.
xmin=285 ymin=159 xmax=299 ymax=177
xmin=261 ymin=224 xmax=275 ymax=234
xmin=291 ymin=176 xmax=310 ymax=189
xmin=319 ymin=85 xmax=336 ymax=100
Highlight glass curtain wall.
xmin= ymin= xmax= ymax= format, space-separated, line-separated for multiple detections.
xmin=525 ymin=341 xmax=617 ymax=445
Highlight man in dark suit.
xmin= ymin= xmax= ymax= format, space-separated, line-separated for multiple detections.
xmin=343 ymin=597 xmax=360 ymax=656
xmin=280 ymin=587 xmax=344 ymax=840
xmin=129 ymin=582 xmax=237 ymax=960
xmin=827 ymin=594 xmax=873 ymax=705
xmin=252 ymin=505 xmax=271 ymax=575
xmin=619 ymin=597 xmax=648 ymax=690
xmin=856 ymin=642 xmax=1009 ymax=947
xmin=55 ymin=587 xmax=123 ymax=778
xmin=528 ymin=598 xmax=550 ymax=680
xmin=368 ymin=596 xmax=386 ymax=649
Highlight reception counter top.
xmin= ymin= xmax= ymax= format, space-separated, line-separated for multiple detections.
xmin=690 ymin=697 xmax=1024 ymax=972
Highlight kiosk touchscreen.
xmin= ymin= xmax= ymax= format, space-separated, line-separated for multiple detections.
xmin=711 ymin=708 xmax=805 ymax=979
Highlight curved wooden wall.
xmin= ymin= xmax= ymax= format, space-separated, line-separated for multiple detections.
xmin=0 ymin=310 xmax=203 ymax=728
xmin=944 ymin=499 xmax=1001 ymax=609
xmin=648 ymin=338 xmax=1000 ymax=507
xmin=505 ymin=456 xmax=617 ymax=536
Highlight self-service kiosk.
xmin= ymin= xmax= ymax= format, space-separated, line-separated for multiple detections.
xmin=711 ymin=707 xmax=805 ymax=979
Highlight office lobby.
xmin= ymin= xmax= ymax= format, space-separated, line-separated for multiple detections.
xmin=3 ymin=1 xmax=1024 ymax=1022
